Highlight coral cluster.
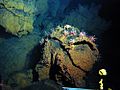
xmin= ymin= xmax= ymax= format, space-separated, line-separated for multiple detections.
xmin=35 ymin=25 xmax=99 ymax=87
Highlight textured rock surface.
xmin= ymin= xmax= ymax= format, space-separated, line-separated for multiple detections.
xmin=0 ymin=0 xmax=35 ymax=37
xmin=0 ymin=0 xmax=70 ymax=37
xmin=35 ymin=25 xmax=99 ymax=87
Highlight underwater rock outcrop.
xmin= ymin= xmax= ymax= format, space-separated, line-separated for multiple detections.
xmin=0 ymin=25 xmax=99 ymax=89
xmin=0 ymin=0 xmax=35 ymax=37
xmin=35 ymin=25 xmax=99 ymax=87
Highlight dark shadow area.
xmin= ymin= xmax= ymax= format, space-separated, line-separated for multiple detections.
xmin=98 ymin=0 xmax=120 ymax=89
xmin=64 ymin=0 xmax=101 ymax=14
xmin=26 ymin=44 xmax=42 ymax=82
xmin=26 ymin=44 xmax=41 ymax=69
xmin=0 ymin=75 xmax=1 ymax=83
xmin=0 ymin=25 xmax=16 ymax=39
xmin=74 ymin=40 xmax=96 ymax=51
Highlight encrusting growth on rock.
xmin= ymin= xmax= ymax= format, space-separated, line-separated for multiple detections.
xmin=35 ymin=25 xmax=99 ymax=87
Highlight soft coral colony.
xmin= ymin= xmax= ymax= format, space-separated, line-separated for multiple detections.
xmin=50 ymin=24 xmax=97 ymax=50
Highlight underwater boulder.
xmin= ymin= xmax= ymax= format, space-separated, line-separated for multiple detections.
xmin=35 ymin=25 xmax=99 ymax=87
xmin=0 ymin=0 xmax=35 ymax=37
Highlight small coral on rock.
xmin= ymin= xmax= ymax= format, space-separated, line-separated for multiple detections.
xmin=35 ymin=25 xmax=99 ymax=87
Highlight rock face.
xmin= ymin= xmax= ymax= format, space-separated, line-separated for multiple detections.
xmin=0 ymin=0 xmax=69 ymax=37
xmin=1 ymin=25 xmax=99 ymax=89
xmin=35 ymin=25 xmax=99 ymax=87
xmin=0 ymin=0 xmax=35 ymax=37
